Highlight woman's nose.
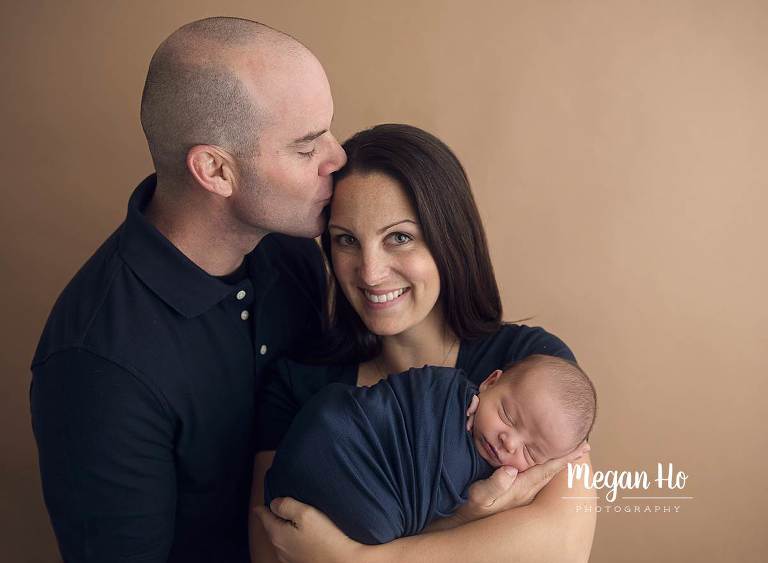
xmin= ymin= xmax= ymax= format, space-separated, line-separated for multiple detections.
xmin=359 ymin=249 xmax=389 ymax=286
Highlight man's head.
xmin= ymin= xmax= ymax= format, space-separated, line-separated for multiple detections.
xmin=472 ymin=355 xmax=597 ymax=471
xmin=140 ymin=17 xmax=347 ymax=238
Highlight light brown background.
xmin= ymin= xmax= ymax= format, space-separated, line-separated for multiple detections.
xmin=2 ymin=1 xmax=767 ymax=561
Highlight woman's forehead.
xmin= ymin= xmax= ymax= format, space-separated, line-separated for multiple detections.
xmin=330 ymin=172 xmax=417 ymax=228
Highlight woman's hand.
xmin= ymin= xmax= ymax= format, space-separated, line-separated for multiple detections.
xmin=255 ymin=497 xmax=367 ymax=563
xmin=453 ymin=442 xmax=591 ymax=525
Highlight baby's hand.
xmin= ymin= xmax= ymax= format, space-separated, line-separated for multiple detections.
xmin=466 ymin=394 xmax=479 ymax=432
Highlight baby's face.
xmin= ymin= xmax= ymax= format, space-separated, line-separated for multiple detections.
xmin=471 ymin=368 xmax=578 ymax=471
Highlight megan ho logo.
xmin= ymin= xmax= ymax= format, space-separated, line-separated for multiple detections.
xmin=563 ymin=463 xmax=693 ymax=514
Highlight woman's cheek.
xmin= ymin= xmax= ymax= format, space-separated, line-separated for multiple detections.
xmin=332 ymin=250 xmax=354 ymax=283
xmin=332 ymin=252 xmax=358 ymax=301
xmin=401 ymin=248 xmax=441 ymax=293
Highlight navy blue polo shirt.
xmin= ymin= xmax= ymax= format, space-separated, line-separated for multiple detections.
xmin=30 ymin=175 xmax=325 ymax=563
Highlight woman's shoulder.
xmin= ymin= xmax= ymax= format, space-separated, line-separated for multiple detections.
xmin=458 ymin=323 xmax=575 ymax=384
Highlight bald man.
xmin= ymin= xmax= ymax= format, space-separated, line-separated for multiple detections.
xmin=31 ymin=17 xmax=346 ymax=563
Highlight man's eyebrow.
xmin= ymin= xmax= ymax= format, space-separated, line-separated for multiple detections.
xmin=290 ymin=129 xmax=328 ymax=146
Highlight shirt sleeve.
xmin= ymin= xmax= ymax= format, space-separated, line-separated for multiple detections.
xmin=31 ymin=348 xmax=176 ymax=563
xmin=255 ymin=360 xmax=347 ymax=452
xmin=254 ymin=359 xmax=303 ymax=452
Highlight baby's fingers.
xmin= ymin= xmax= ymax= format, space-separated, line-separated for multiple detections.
xmin=465 ymin=395 xmax=479 ymax=432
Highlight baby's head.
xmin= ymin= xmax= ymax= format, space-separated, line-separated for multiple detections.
xmin=471 ymin=355 xmax=596 ymax=471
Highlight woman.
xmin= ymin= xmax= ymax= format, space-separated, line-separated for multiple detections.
xmin=251 ymin=124 xmax=595 ymax=562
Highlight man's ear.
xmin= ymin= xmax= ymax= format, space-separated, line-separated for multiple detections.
xmin=479 ymin=369 xmax=503 ymax=392
xmin=186 ymin=145 xmax=235 ymax=197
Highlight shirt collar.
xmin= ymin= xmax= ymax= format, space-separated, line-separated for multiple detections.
xmin=119 ymin=174 xmax=251 ymax=319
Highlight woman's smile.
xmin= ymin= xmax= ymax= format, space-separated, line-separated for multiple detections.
xmin=361 ymin=287 xmax=411 ymax=308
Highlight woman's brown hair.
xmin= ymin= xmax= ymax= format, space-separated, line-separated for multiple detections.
xmin=318 ymin=123 xmax=502 ymax=363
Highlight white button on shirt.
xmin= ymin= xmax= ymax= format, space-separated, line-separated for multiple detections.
xmin=240 ymin=310 xmax=249 ymax=321
xmin=259 ymin=344 xmax=268 ymax=355
xmin=236 ymin=290 xmax=246 ymax=300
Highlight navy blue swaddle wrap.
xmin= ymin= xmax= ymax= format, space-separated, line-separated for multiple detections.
xmin=264 ymin=366 xmax=493 ymax=544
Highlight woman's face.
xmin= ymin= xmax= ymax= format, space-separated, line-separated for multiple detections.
xmin=328 ymin=172 xmax=442 ymax=337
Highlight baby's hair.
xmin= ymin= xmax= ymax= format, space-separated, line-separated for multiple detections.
xmin=503 ymin=355 xmax=597 ymax=445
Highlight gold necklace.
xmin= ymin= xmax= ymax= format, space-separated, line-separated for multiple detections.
xmin=374 ymin=337 xmax=458 ymax=380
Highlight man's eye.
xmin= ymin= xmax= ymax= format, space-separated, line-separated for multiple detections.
xmin=389 ymin=232 xmax=413 ymax=245
xmin=298 ymin=148 xmax=317 ymax=158
xmin=334 ymin=234 xmax=356 ymax=246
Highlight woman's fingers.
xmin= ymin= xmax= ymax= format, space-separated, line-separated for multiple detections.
xmin=459 ymin=443 xmax=593 ymax=520
xmin=467 ymin=465 xmax=519 ymax=508
xmin=517 ymin=443 xmax=591 ymax=498
xmin=254 ymin=505 xmax=287 ymax=548
xmin=257 ymin=497 xmax=362 ymax=563
xmin=268 ymin=497 xmax=309 ymax=527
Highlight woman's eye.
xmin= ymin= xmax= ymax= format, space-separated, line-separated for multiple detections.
xmin=389 ymin=232 xmax=413 ymax=245
xmin=334 ymin=234 xmax=356 ymax=246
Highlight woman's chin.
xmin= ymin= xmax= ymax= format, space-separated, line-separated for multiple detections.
xmin=362 ymin=320 xmax=407 ymax=337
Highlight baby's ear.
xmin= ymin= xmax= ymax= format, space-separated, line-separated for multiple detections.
xmin=479 ymin=369 xmax=503 ymax=392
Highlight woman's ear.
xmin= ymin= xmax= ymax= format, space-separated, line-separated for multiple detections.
xmin=479 ymin=369 xmax=503 ymax=392
xmin=186 ymin=145 xmax=235 ymax=198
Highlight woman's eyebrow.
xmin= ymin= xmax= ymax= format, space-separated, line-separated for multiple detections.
xmin=329 ymin=219 xmax=419 ymax=234
xmin=377 ymin=219 xmax=418 ymax=234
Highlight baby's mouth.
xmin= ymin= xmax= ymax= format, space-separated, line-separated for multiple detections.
xmin=482 ymin=436 xmax=500 ymax=464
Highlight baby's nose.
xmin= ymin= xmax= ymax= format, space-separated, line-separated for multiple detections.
xmin=500 ymin=432 xmax=520 ymax=453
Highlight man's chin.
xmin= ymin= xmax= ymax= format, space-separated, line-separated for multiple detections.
xmin=279 ymin=220 xmax=325 ymax=239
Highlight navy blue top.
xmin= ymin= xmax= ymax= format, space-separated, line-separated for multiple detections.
xmin=256 ymin=324 xmax=575 ymax=452
xmin=30 ymin=175 xmax=325 ymax=563
xmin=265 ymin=366 xmax=494 ymax=544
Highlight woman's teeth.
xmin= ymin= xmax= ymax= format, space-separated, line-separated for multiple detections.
xmin=364 ymin=288 xmax=407 ymax=303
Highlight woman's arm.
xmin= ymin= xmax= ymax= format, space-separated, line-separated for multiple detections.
xmin=249 ymin=451 xmax=281 ymax=563
xmin=259 ymin=453 xmax=596 ymax=563
xmin=373 ymin=454 xmax=597 ymax=563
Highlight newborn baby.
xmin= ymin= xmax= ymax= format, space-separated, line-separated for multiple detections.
xmin=265 ymin=354 xmax=596 ymax=544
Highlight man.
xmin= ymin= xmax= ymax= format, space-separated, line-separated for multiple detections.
xmin=31 ymin=17 xmax=346 ymax=562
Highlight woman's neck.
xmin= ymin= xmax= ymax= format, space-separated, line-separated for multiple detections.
xmin=377 ymin=307 xmax=459 ymax=375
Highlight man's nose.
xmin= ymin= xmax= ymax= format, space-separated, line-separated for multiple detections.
xmin=319 ymin=135 xmax=347 ymax=176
